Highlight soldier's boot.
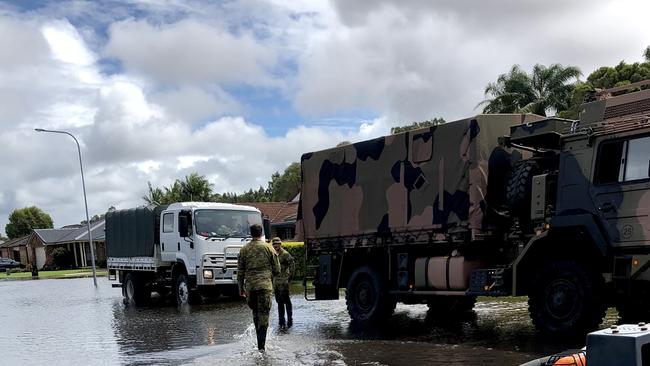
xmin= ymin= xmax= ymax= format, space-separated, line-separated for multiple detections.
xmin=256 ymin=326 xmax=268 ymax=351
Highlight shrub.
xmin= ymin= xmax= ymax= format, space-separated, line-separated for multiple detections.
xmin=283 ymin=242 xmax=305 ymax=280
xmin=51 ymin=247 xmax=74 ymax=268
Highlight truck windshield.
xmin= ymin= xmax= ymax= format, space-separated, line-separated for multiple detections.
xmin=194 ymin=210 xmax=262 ymax=238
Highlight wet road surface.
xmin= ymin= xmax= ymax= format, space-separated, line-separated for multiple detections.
xmin=0 ymin=277 xmax=619 ymax=365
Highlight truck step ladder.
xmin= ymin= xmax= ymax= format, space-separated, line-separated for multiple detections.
xmin=303 ymin=264 xmax=319 ymax=301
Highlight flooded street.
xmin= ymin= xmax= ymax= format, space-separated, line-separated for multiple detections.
xmin=0 ymin=278 xmax=619 ymax=365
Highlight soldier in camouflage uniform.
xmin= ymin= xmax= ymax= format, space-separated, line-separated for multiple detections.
xmin=237 ymin=224 xmax=280 ymax=351
xmin=272 ymin=237 xmax=295 ymax=329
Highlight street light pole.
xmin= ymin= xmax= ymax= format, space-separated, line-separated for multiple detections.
xmin=35 ymin=128 xmax=97 ymax=287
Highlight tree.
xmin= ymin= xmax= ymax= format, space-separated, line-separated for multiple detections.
xmin=143 ymin=173 xmax=215 ymax=205
xmin=5 ymin=206 xmax=54 ymax=239
xmin=269 ymin=162 xmax=301 ymax=202
xmin=391 ymin=118 xmax=446 ymax=134
xmin=143 ymin=182 xmax=166 ymax=205
xmin=556 ymin=81 xmax=594 ymax=119
xmin=336 ymin=141 xmax=352 ymax=147
xmin=644 ymin=46 xmax=650 ymax=62
xmin=480 ymin=64 xmax=581 ymax=116
xmin=179 ymin=173 xmax=213 ymax=202
xmin=586 ymin=61 xmax=650 ymax=89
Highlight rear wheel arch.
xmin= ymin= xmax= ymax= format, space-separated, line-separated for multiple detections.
xmin=514 ymin=227 xmax=607 ymax=296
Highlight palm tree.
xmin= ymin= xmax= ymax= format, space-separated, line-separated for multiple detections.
xmin=143 ymin=182 xmax=166 ymax=205
xmin=179 ymin=173 xmax=214 ymax=202
xmin=479 ymin=64 xmax=581 ymax=116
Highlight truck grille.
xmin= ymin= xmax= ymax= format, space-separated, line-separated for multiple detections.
xmin=204 ymin=252 xmax=239 ymax=268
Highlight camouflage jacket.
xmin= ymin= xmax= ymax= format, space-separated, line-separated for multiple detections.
xmin=237 ymin=239 xmax=280 ymax=292
xmin=273 ymin=249 xmax=295 ymax=288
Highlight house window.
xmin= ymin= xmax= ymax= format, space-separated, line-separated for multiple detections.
xmin=595 ymin=136 xmax=650 ymax=184
xmin=163 ymin=213 xmax=174 ymax=233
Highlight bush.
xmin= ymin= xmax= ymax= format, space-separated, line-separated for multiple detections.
xmin=51 ymin=247 xmax=74 ymax=269
xmin=283 ymin=242 xmax=305 ymax=280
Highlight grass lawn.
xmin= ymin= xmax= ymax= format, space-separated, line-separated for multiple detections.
xmin=2 ymin=268 xmax=108 ymax=279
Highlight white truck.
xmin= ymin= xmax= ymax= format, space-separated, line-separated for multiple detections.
xmin=106 ymin=202 xmax=268 ymax=305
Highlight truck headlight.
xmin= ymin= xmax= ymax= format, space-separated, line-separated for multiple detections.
xmin=203 ymin=269 xmax=213 ymax=279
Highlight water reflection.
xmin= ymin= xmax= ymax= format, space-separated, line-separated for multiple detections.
xmin=0 ymin=278 xmax=619 ymax=366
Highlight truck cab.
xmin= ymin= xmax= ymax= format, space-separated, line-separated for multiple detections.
xmin=160 ymin=202 xmax=265 ymax=287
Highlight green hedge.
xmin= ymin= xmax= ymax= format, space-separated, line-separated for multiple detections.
xmin=282 ymin=242 xmax=305 ymax=280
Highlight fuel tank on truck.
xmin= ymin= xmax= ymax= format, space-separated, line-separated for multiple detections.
xmin=299 ymin=114 xmax=544 ymax=244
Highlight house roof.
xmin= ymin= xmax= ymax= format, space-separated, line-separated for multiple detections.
xmin=33 ymin=220 xmax=105 ymax=245
xmin=239 ymin=201 xmax=298 ymax=225
xmin=0 ymin=235 xmax=30 ymax=248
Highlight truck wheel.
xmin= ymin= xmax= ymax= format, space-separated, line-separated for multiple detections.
xmin=174 ymin=273 xmax=190 ymax=306
xmin=528 ymin=261 xmax=606 ymax=335
xmin=123 ymin=272 xmax=151 ymax=306
xmin=506 ymin=160 xmax=540 ymax=221
xmin=427 ymin=296 xmax=476 ymax=314
xmin=345 ymin=266 xmax=395 ymax=324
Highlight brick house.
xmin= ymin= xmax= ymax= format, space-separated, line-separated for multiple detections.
xmin=0 ymin=235 xmax=30 ymax=264
xmin=27 ymin=220 xmax=106 ymax=269
xmin=241 ymin=197 xmax=299 ymax=241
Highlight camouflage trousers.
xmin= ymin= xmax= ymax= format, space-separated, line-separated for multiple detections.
xmin=247 ymin=289 xmax=272 ymax=349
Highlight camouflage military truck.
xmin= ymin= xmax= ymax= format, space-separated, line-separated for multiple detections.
xmin=300 ymin=80 xmax=650 ymax=335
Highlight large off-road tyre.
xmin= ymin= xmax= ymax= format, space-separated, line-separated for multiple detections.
xmin=122 ymin=272 xmax=151 ymax=306
xmin=506 ymin=160 xmax=540 ymax=220
xmin=616 ymin=282 xmax=650 ymax=323
xmin=174 ymin=273 xmax=191 ymax=306
xmin=427 ymin=296 xmax=477 ymax=314
xmin=528 ymin=261 xmax=606 ymax=335
xmin=346 ymin=266 xmax=396 ymax=324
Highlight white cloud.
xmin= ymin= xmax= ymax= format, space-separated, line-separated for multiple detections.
xmin=42 ymin=20 xmax=95 ymax=66
xmin=295 ymin=0 xmax=650 ymax=123
xmin=104 ymin=19 xmax=279 ymax=86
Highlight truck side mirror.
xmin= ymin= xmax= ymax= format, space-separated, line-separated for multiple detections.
xmin=263 ymin=218 xmax=271 ymax=240
xmin=178 ymin=215 xmax=189 ymax=237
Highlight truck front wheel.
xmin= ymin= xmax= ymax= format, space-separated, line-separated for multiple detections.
xmin=345 ymin=266 xmax=396 ymax=324
xmin=174 ymin=273 xmax=190 ymax=306
xmin=528 ymin=260 xmax=606 ymax=335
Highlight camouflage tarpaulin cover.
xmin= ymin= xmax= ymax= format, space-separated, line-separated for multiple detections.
xmin=299 ymin=114 xmax=543 ymax=241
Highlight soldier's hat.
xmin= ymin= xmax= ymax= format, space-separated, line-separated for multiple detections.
xmin=272 ymin=237 xmax=282 ymax=244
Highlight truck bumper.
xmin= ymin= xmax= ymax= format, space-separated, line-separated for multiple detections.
xmin=198 ymin=251 xmax=239 ymax=286
xmin=197 ymin=267 xmax=238 ymax=285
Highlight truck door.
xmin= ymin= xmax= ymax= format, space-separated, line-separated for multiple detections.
xmin=591 ymin=135 xmax=650 ymax=247
xmin=160 ymin=211 xmax=196 ymax=274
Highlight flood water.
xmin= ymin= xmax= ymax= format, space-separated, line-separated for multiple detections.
xmin=0 ymin=277 xmax=619 ymax=365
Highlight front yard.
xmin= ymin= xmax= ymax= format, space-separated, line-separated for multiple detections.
xmin=2 ymin=268 xmax=107 ymax=280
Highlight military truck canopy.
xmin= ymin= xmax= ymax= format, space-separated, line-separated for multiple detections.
xmin=106 ymin=206 xmax=166 ymax=257
xmin=299 ymin=114 xmax=544 ymax=241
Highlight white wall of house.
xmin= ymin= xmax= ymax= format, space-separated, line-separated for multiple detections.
xmin=36 ymin=247 xmax=46 ymax=269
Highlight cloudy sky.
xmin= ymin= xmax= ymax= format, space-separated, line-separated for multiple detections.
xmin=1 ymin=0 xmax=650 ymax=234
